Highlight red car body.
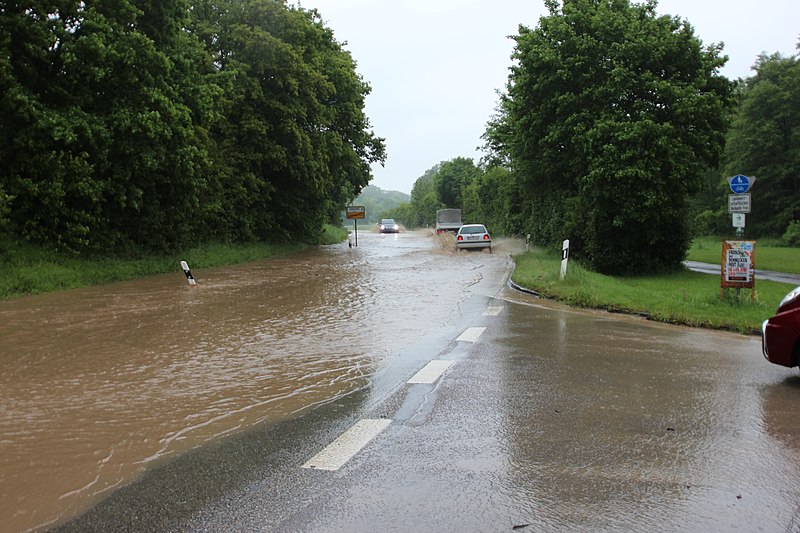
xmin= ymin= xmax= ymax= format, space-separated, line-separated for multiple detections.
xmin=762 ymin=286 xmax=800 ymax=367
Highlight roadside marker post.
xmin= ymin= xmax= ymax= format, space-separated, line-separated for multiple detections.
xmin=560 ymin=239 xmax=570 ymax=280
xmin=180 ymin=261 xmax=196 ymax=285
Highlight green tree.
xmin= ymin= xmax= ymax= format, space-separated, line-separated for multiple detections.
xmin=477 ymin=165 xmax=525 ymax=236
xmin=723 ymin=50 xmax=800 ymax=237
xmin=192 ymin=0 xmax=385 ymax=242
xmin=408 ymin=165 xmax=443 ymax=228
xmin=0 ymin=2 xmax=102 ymax=249
xmin=0 ymin=0 xmax=384 ymax=253
xmin=89 ymin=0 xmax=216 ymax=251
xmin=0 ymin=1 xmax=216 ymax=252
xmin=491 ymin=0 xmax=733 ymax=273
xmin=433 ymin=157 xmax=479 ymax=209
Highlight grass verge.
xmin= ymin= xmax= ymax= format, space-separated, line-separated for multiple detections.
xmin=317 ymin=224 xmax=349 ymax=245
xmin=0 ymin=224 xmax=348 ymax=300
xmin=688 ymin=236 xmax=800 ymax=274
xmin=512 ymin=248 xmax=795 ymax=335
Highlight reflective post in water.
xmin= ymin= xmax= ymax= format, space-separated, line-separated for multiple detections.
xmin=181 ymin=261 xmax=197 ymax=285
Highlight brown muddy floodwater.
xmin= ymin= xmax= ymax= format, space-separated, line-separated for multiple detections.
xmin=0 ymin=230 xmax=513 ymax=532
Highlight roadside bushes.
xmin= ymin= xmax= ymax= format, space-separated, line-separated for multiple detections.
xmin=782 ymin=221 xmax=800 ymax=247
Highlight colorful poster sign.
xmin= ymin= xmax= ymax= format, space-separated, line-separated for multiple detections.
xmin=721 ymin=240 xmax=756 ymax=289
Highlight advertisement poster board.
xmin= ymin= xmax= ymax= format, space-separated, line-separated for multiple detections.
xmin=720 ymin=240 xmax=756 ymax=298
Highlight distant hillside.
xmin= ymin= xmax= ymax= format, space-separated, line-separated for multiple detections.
xmin=351 ymin=185 xmax=410 ymax=224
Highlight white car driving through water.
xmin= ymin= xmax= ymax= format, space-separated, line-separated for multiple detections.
xmin=455 ymin=224 xmax=492 ymax=252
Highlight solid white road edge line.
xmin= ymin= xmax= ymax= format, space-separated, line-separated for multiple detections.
xmin=456 ymin=327 xmax=486 ymax=343
xmin=407 ymin=360 xmax=455 ymax=384
xmin=301 ymin=418 xmax=392 ymax=471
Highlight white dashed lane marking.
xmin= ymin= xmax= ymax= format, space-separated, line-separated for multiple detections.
xmin=407 ymin=360 xmax=455 ymax=384
xmin=302 ymin=419 xmax=392 ymax=471
xmin=456 ymin=327 xmax=486 ymax=343
xmin=303 ymin=326 xmax=490 ymax=471
xmin=483 ymin=306 xmax=503 ymax=316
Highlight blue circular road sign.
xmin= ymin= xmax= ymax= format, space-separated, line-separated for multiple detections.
xmin=729 ymin=175 xmax=751 ymax=194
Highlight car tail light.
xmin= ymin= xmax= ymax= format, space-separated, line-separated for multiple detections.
xmin=483 ymin=234 xmax=489 ymax=240
xmin=457 ymin=235 xmax=463 ymax=241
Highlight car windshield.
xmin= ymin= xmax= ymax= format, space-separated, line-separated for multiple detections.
xmin=381 ymin=219 xmax=395 ymax=225
xmin=460 ymin=226 xmax=486 ymax=235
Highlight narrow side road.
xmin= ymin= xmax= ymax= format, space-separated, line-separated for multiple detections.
xmin=684 ymin=260 xmax=800 ymax=285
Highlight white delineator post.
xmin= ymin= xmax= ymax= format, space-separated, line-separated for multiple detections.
xmin=560 ymin=239 xmax=570 ymax=280
xmin=180 ymin=261 xmax=197 ymax=285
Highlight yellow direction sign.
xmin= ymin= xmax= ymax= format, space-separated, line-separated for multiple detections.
xmin=345 ymin=206 xmax=366 ymax=219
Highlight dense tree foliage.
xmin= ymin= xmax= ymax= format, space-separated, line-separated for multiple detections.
xmin=395 ymin=165 xmax=442 ymax=229
xmin=474 ymin=165 xmax=525 ymax=235
xmin=723 ymin=51 xmax=800 ymax=238
xmin=433 ymin=157 xmax=479 ymax=210
xmin=486 ymin=0 xmax=734 ymax=274
xmin=0 ymin=0 xmax=384 ymax=253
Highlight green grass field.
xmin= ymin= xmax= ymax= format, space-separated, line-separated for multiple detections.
xmin=512 ymin=247 xmax=795 ymax=335
xmin=0 ymin=224 xmax=349 ymax=300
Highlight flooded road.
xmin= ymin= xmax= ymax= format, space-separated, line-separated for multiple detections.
xmin=0 ymin=229 xmax=513 ymax=532
xmin=6 ymin=227 xmax=800 ymax=532
xmin=172 ymin=290 xmax=800 ymax=532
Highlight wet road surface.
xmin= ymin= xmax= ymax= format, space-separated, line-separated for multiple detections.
xmin=284 ymin=295 xmax=800 ymax=532
xmin=173 ymin=300 xmax=800 ymax=532
xmin=5 ymin=229 xmax=800 ymax=532
xmin=2 ymin=229 xmax=512 ymax=532
xmin=53 ymin=237 xmax=800 ymax=532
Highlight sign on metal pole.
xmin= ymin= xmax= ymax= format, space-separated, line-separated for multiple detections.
xmin=345 ymin=206 xmax=366 ymax=219
xmin=728 ymin=193 xmax=751 ymax=213
xmin=345 ymin=205 xmax=366 ymax=247
xmin=732 ymin=213 xmax=746 ymax=228
xmin=727 ymin=175 xmax=756 ymax=194
xmin=560 ymin=239 xmax=569 ymax=280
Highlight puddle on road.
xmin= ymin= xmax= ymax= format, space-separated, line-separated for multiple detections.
xmin=0 ymin=230 xmax=509 ymax=532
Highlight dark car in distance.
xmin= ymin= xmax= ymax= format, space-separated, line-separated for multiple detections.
xmin=762 ymin=286 xmax=800 ymax=367
xmin=379 ymin=219 xmax=399 ymax=234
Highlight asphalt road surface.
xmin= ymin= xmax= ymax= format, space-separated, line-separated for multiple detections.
xmin=52 ymin=232 xmax=800 ymax=532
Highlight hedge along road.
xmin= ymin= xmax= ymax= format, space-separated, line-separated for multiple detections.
xmin=0 ymin=229 xmax=517 ymax=532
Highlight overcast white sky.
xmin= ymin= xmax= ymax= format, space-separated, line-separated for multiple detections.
xmin=297 ymin=1 xmax=799 ymax=195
